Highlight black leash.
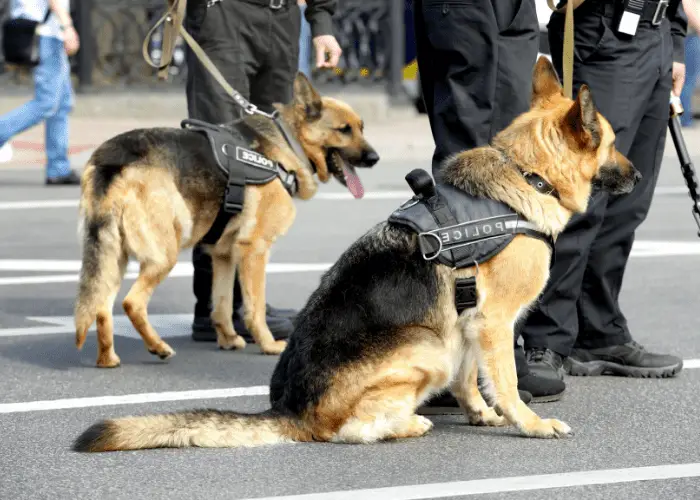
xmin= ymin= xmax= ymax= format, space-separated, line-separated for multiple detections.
xmin=669 ymin=94 xmax=700 ymax=237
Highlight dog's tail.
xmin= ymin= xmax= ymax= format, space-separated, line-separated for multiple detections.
xmin=72 ymin=409 xmax=312 ymax=452
xmin=74 ymin=164 xmax=125 ymax=350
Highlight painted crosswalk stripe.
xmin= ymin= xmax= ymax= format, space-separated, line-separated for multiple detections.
xmin=235 ymin=463 xmax=700 ymax=500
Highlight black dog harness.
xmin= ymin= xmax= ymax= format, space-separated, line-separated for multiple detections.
xmin=388 ymin=168 xmax=557 ymax=314
xmin=181 ymin=118 xmax=300 ymax=245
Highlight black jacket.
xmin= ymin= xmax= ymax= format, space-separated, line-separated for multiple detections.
xmin=303 ymin=0 xmax=337 ymax=38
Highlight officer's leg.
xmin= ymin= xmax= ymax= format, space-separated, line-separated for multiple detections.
xmin=519 ymin=7 xmax=644 ymax=378
xmin=186 ymin=0 xmax=258 ymax=341
xmin=232 ymin=2 xmax=303 ymax=337
xmin=413 ymin=0 xmax=499 ymax=181
xmin=569 ymin=20 xmax=683 ymax=378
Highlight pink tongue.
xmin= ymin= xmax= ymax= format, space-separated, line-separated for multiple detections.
xmin=343 ymin=164 xmax=364 ymax=199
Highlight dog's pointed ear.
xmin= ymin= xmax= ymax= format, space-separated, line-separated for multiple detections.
xmin=563 ymin=84 xmax=602 ymax=149
xmin=293 ymin=72 xmax=323 ymax=121
xmin=532 ymin=56 xmax=563 ymax=106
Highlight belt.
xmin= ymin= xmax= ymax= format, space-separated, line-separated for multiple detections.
xmin=235 ymin=0 xmax=291 ymax=9
xmin=591 ymin=0 xmax=670 ymax=27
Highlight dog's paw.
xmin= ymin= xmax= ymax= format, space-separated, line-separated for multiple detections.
xmin=218 ymin=335 xmax=247 ymax=351
xmin=96 ymin=351 xmax=121 ymax=368
xmin=468 ymin=408 xmax=507 ymax=427
xmin=521 ymin=418 xmax=572 ymax=439
xmin=148 ymin=342 xmax=176 ymax=360
xmin=260 ymin=340 xmax=287 ymax=355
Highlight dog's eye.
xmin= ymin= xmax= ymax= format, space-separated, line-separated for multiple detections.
xmin=336 ymin=125 xmax=352 ymax=134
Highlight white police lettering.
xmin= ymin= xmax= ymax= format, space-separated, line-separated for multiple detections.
xmin=236 ymin=147 xmax=275 ymax=170
xmin=439 ymin=219 xmax=510 ymax=245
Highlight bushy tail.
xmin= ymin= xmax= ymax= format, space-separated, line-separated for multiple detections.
xmin=72 ymin=409 xmax=311 ymax=452
xmin=74 ymin=165 xmax=125 ymax=350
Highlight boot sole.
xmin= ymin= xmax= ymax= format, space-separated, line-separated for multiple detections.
xmin=565 ymin=358 xmax=683 ymax=378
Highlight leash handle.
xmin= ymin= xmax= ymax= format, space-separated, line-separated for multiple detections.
xmin=143 ymin=0 xmax=268 ymax=118
xmin=547 ymin=0 xmax=586 ymax=99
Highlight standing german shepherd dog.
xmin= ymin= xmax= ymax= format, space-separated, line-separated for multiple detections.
xmin=74 ymin=57 xmax=640 ymax=452
xmin=73 ymin=73 xmax=379 ymax=368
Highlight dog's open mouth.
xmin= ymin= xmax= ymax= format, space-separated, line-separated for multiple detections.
xmin=327 ymin=149 xmax=364 ymax=199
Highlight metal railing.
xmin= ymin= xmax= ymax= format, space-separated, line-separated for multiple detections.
xmin=65 ymin=0 xmax=404 ymax=97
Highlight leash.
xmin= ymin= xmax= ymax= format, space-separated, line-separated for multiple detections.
xmin=547 ymin=0 xmax=586 ymax=99
xmin=669 ymin=94 xmax=700 ymax=237
xmin=142 ymin=0 xmax=314 ymax=172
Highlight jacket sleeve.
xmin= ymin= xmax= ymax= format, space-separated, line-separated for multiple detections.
xmin=304 ymin=0 xmax=337 ymax=38
xmin=668 ymin=0 xmax=688 ymax=64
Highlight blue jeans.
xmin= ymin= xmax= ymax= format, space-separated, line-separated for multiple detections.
xmin=680 ymin=34 xmax=700 ymax=127
xmin=298 ymin=4 xmax=312 ymax=77
xmin=0 ymin=35 xmax=74 ymax=178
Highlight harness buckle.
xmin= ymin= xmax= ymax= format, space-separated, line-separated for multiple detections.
xmin=454 ymin=277 xmax=478 ymax=314
xmin=417 ymin=231 xmax=443 ymax=261
xmin=269 ymin=0 xmax=285 ymax=9
xmin=652 ymin=0 xmax=668 ymax=26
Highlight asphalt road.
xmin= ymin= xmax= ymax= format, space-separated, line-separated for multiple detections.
xmin=1 ymin=142 xmax=700 ymax=500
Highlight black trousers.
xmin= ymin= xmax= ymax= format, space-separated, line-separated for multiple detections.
xmin=413 ymin=0 xmax=540 ymax=180
xmin=518 ymin=3 xmax=674 ymax=356
xmin=185 ymin=0 xmax=301 ymax=317
xmin=413 ymin=0 xmax=540 ymax=376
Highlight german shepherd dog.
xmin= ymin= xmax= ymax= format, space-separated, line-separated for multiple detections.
xmin=74 ymin=56 xmax=640 ymax=452
xmin=73 ymin=73 xmax=379 ymax=368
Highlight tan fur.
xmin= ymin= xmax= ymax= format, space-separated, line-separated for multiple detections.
xmin=73 ymin=73 xmax=378 ymax=367
xmin=73 ymin=57 xmax=639 ymax=452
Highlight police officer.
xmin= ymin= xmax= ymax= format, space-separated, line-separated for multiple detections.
xmin=519 ymin=0 xmax=687 ymax=382
xmin=184 ymin=0 xmax=341 ymax=343
xmin=412 ymin=0 xmax=567 ymax=411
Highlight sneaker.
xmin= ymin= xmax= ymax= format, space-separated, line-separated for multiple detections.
xmin=565 ymin=340 xmax=683 ymax=378
xmin=0 ymin=142 xmax=13 ymax=163
xmin=526 ymin=348 xmax=566 ymax=381
xmin=518 ymin=372 xmax=566 ymax=403
xmin=417 ymin=388 xmax=533 ymax=416
xmin=46 ymin=170 xmax=81 ymax=185
xmin=191 ymin=305 xmax=295 ymax=343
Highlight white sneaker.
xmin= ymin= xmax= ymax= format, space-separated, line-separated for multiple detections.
xmin=0 ymin=142 xmax=13 ymax=163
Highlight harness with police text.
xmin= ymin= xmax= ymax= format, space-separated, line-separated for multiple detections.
xmin=181 ymin=118 xmax=299 ymax=245
xmin=387 ymin=168 xmax=557 ymax=314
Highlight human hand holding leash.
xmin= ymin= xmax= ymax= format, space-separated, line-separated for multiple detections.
xmin=312 ymin=35 xmax=342 ymax=68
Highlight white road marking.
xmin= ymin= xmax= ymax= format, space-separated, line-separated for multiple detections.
xmin=0 ymin=386 xmax=269 ymax=414
xmin=0 ymin=261 xmax=333 ymax=286
xmin=1 ymin=238 xmax=699 ymax=286
xmin=0 ymin=185 xmax=691 ymax=211
xmin=237 ymin=463 xmax=700 ymax=500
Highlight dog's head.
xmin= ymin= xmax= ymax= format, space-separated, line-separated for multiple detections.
xmin=286 ymin=73 xmax=380 ymax=199
xmin=504 ymin=56 xmax=640 ymax=213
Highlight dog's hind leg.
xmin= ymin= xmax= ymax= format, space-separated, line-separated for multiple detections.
xmin=94 ymin=253 xmax=128 ymax=368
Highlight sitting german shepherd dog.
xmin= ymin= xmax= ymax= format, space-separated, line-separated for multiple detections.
xmin=73 ymin=73 xmax=379 ymax=368
xmin=74 ymin=57 xmax=640 ymax=452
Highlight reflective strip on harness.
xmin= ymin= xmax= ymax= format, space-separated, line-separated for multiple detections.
xmin=417 ymin=214 xmax=541 ymax=261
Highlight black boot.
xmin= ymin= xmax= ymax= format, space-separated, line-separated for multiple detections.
xmin=565 ymin=340 xmax=683 ymax=378
xmin=525 ymin=348 xmax=566 ymax=381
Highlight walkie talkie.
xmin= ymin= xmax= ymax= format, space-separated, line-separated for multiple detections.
xmin=614 ymin=0 xmax=646 ymax=36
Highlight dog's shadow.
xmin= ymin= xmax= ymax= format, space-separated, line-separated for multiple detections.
xmin=0 ymin=332 xmax=280 ymax=386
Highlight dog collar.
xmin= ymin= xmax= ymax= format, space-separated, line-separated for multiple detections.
xmin=519 ymin=169 xmax=560 ymax=200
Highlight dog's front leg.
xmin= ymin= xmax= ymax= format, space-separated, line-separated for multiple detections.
xmin=477 ymin=319 xmax=571 ymax=439
xmin=236 ymin=239 xmax=287 ymax=355
xmin=450 ymin=348 xmax=505 ymax=427
xmin=210 ymin=247 xmax=246 ymax=351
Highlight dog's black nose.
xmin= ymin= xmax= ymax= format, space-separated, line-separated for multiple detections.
xmin=362 ymin=149 xmax=380 ymax=166
xmin=633 ymin=168 xmax=642 ymax=183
